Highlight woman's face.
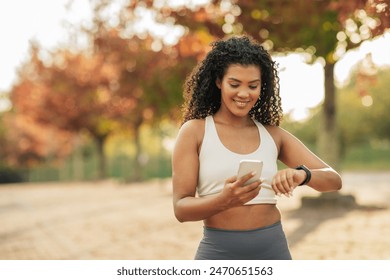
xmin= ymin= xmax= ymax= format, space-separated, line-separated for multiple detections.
xmin=216 ymin=64 xmax=261 ymax=118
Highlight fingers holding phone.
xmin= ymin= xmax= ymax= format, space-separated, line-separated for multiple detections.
xmin=237 ymin=160 xmax=263 ymax=185
xmin=235 ymin=160 xmax=263 ymax=199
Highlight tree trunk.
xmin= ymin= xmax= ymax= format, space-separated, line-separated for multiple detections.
xmin=302 ymin=62 xmax=355 ymax=207
xmin=133 ymin=125 xmax=142 ymax=182
xmin=72 ymin=134 xmax=84 ymax=181
xmin=95 ymin=136 xmax=107 ymax=180
xmin=317 ymin=62 xmax=340 ymax=170
xmin=127 ymin=118 xmax=143 ymax=182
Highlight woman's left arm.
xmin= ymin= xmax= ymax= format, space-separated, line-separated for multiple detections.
xmin=270 ymin=127 xmax=342 ymax=196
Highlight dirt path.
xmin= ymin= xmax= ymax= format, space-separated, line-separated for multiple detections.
xmin=0 ymin=172 xmax=389 ymax=259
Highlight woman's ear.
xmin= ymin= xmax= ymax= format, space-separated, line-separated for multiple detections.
xmin=216 ymin=78 xmax=221 ymax=89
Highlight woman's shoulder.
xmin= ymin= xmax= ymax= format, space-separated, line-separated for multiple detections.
xmin=177 ymin=118 xmax=206 ymax=141
xmin=262 ymin=124 xmax=282 ymax=135
xmin=261 ymin=124 xmax=291 ymax=150
xmin=265 ymin=124 xmax=297 ymax=137
xmin=181 ymin=118 xmax=206 ymax=131
xmin=263 ymin=124 xmax=302 ymax=146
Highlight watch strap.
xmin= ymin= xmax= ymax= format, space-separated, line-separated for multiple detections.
xmin=295 ymin=165 xmax=311 ymax=186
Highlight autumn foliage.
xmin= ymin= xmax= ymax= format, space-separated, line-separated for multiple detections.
xmin=4 ymin=12 xmax=204 ymax=178
xmin=1 ymin=0 xmax=388 ymax=181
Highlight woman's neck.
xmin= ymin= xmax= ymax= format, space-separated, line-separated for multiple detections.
xmin=213 ymin=111 xmax=253 ymax=128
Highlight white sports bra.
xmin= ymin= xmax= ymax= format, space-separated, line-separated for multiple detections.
xmin=197 ymin=115 xmax=278 ymax=205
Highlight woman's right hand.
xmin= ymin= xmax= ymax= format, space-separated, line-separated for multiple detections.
xmin=219 ymin=172 xmax=262 ymax=207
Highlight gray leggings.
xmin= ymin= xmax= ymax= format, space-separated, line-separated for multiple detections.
xmin=194 ymin=221 xmax=292 ymax=260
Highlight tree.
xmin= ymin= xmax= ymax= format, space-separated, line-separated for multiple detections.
xmin=10 ymin=43 xmax=123 ymax=179
xmin=338 ymin=65 xmax=390 ymax=151
xmin=281 ymin=65 xmax=390 ymax=160
xmin=82 ymin=1 xmax=204 ymax=180
xmin=8 ymin=0 xmax=200 ymax=182
xmin=162 ymin=0 xmax=389 ymax=169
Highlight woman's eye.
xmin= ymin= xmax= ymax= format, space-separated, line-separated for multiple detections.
xmin=229 ymin=83 xmax=258 ymax=89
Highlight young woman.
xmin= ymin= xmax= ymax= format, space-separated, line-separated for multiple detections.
xmin=172 ymin=35 xmax=342 ymax=260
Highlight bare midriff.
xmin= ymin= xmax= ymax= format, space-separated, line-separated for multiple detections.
xmin=204 ymin=204 xmax=281 ymax=230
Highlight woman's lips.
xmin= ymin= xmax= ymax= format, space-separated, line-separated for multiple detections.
xmin=233 ymin=99 xmax=250 ymax=108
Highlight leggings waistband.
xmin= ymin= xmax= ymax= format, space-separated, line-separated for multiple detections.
xmin=204 ymin=220 xmax=282 ymax=233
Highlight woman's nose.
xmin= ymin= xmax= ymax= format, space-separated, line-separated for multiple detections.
xmin=237 ymin=90 xmax=250 ymax=98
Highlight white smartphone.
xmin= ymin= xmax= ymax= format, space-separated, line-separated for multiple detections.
xmin=237 ymin=160 xmax=263 ymax=185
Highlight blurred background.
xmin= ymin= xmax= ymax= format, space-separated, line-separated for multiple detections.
xmin=0 ymin=0 xmax=389 ymax=183
xmin=0 ymin=0 xmax=389 ymax=260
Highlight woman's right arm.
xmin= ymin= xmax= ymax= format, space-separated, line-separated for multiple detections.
xmin=172 ymin=120 xmax=261 ymax=223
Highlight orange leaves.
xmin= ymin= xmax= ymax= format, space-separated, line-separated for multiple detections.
xmin=4 ymin=1 xmax=214 ymax=168
xmin=3 ymin=113 xmax=73 ymax=167
xmin=177 ymin=31 xmax=214 ymax=58
xmin=51 ymin=51 xmax=119 ymax=88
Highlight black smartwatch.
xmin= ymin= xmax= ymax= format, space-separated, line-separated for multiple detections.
xmin=295 ymin=165 xmax=311 ymax=186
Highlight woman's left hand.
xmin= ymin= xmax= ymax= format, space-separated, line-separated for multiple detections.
xmin=271 ymin=168 xmax=306 ymax=197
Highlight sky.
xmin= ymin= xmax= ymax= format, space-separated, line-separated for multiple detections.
xmin=1 ymin=0 xmax=389 ymax=119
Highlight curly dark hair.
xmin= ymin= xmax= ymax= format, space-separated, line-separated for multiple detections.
xmin=182 ymin=35 xmax=283 ymax=126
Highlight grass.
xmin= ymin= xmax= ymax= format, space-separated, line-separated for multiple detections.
xmin=341 ymin=144 xmax=390 ymax=171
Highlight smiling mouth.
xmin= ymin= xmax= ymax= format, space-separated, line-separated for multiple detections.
xmin=234 ymin=99 xmax=250 ymax=107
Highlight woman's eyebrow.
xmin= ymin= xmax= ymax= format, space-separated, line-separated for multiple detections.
xmin=228 ymin=77 xmax=261 ymax=83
